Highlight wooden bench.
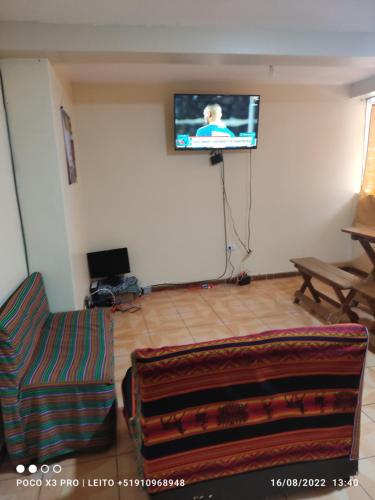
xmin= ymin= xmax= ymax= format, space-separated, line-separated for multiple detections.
xmin=290 ymin=257 xmax=363 ymax=322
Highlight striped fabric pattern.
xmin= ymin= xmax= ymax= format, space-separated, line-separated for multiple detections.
xmin=23 ymin=308 xmax=113 ymax=385
xmin=14 ymin=385 xmax=115 ymax=463
xmin=0 ymin=273 xmax=49 ymax=390
xmin=0 ymin=273 xmax=116 ymax=463
xmin=128 ymin=324 xmax=367 ymax=494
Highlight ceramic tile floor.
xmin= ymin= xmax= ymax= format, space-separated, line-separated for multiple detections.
xmin=1 ymin=276 xmax=375 ymax=499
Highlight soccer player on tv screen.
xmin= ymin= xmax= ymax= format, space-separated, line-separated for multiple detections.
xmin=196 ymin=103 xmax=235 ymax=137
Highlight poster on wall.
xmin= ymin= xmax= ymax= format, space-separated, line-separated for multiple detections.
xmin=60 ymin=107 xmax=77 ymax=184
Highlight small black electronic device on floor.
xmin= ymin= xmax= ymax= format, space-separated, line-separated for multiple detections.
xmin=86 ymin=292 xmax=114 ymax=309
xmin=238 ymin=272 xmax=251 ymax=286
xmin=87 ymin=279 xmax=114 ymax=308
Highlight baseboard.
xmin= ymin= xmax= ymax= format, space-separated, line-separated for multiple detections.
xmin=251 ymin=271 xmax=299 ymax=281
xmin=151 ymin=271 xmax=300 ymax=292
xmin=151 ymin=265 xmax=369 ymax=293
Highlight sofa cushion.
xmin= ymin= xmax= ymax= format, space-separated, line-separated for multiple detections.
xmin=128 ymin=324 xmax=367 ymax=494
xmin=0 ymin=273 xmax=49 ymax=387
xmin=22 ymin=308 xmax=113 ymax=386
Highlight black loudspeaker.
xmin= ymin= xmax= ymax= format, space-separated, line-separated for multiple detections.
xmin=210 ymin=150 xmax=223 ymax=165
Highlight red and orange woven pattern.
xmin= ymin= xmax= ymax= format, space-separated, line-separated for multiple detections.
xmin=129 ymin=324 xmax=367 ymax=494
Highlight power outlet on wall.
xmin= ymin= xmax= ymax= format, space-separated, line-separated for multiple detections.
xmin=227 ymin=244 xmax=236 ymax=251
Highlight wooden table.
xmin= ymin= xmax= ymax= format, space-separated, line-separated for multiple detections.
xmin=342 ymin=226 xmax=375 ymax=280
xmin=342 ymin=226 xmax=375 ymax=349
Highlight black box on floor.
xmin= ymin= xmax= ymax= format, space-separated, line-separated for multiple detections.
xmin=238 ymin=273 xmax=251 ymax=286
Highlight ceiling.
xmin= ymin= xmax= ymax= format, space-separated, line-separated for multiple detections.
xmin=0 ymin=0 xmax=374 ymax=31
xmin=1 ymin=0 xmax=375 ymax=87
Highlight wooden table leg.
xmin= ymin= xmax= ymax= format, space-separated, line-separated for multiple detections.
xmin=359 ymin=239 xmax=375 ymax=282
xmin=364 ymin=296 xmax=375 ymax=353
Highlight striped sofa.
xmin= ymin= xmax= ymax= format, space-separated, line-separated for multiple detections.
xmin=123 ymin=324 xmax=367 ymax=499
xmin=0 ymin=272 xmax=116 ymax=464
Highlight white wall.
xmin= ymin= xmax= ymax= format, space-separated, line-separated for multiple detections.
xmin=0 ymin=76 xmax=27 ymax=304
xmin=49 ymin=66 xmax=89 ymax=308
xmin=73 ymin=84 xmax=364 ymax=285
xmin=0 ymin=59 xmax=83 ymax=311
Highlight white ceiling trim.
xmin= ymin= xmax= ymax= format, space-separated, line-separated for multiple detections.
xmin=0 ymin=0 xmax=374 ymax=32
xmin=1 ymin=22 xmax=375 ymax=89
xmin=2 ymin=23 xmax=375 ymax=59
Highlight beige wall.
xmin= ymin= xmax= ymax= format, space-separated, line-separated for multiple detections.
xmin=73 ymin=83 xmax=364 ymax=285
xmin=0 ymin=76 xmax=27 ymax=304
xmin=0 ymin=59 xmax=87 ymax=311
xmin=49 ymin=66 xmax=89 ymax=308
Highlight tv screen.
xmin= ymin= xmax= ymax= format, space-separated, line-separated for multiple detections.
xmin=87 ymin=247 xmax=130 ymax=280
xmin=174 ymin=94 xmax=260 ymax=150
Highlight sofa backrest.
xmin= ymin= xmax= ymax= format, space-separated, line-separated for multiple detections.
xmin=0 ymin=273 xmax=49 ymax=388
xmin=130 ymin=324 xmax=368 ymax=495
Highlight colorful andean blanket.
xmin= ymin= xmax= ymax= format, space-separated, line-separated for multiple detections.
xmin=128 ymin=324 xmax=367 ymax=494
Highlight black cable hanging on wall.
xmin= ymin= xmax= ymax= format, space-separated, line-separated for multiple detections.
xmin=0 ymin=71 xmax=30 ymax=275
xmin=221 ymin=151 xmax=253 ymax=256
xmin=152 ymin=156 xmax=230 ymax=288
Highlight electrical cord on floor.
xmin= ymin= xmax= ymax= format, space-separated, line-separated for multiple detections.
xmin=89 ymin=287 xmax=116 ymax=305
xmin=89 ymin=288 xmax=141 ymax=313
xmin=112 ymin=304 xmax=141 ymax=313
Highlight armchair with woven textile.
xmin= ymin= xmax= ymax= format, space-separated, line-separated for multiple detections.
xmin=0 ymin=272 xmax=116 ymax=464
xmin=123 ymin=324 xmax=367 ymax=499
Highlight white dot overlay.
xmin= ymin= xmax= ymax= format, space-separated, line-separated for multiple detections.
xmin=28 ymin=464 xmax=37 ymax=474
xmin=16 ymin=465 xmax=25 ymax=473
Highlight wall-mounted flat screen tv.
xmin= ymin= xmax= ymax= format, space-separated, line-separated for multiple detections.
xmin=174 ymin=94 xmax=260 ymax=150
